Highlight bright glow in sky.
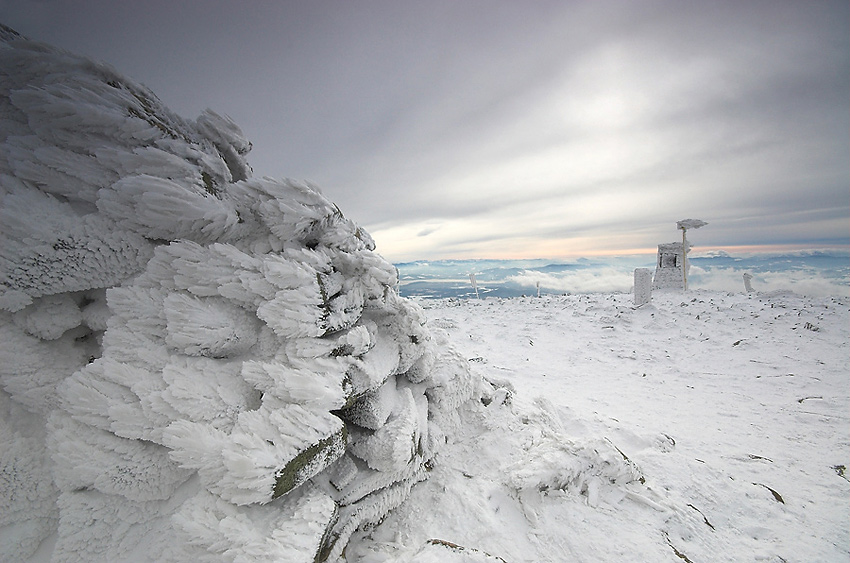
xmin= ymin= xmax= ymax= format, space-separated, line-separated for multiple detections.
xmin=2 ymin=0 xmax=848 ymax=261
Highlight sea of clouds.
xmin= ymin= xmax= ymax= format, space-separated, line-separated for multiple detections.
xmin=396 ymin=250 xmax=849 ymax=299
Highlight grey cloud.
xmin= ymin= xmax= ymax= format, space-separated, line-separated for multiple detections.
xmin=2 ymin=0 xmax=847 ymax=259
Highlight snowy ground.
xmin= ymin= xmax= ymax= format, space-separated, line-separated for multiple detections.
xmin=346 ymin=290 xmax=849 ymax=562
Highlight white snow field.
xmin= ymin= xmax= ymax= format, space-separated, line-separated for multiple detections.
xmin=1 ymin=24 xmax=848 ymax=563
xmin=344 ymin=291 xmax=848 ymax=562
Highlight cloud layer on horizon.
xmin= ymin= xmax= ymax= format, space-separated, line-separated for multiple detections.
xmin=3 ymin=0 xmax=848 ymax=261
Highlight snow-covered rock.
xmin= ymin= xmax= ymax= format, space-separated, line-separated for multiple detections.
xmin=0 ymin=25 xmax=477 ymax=562
xmin=0 ymin=25 xmax=649 ymax=563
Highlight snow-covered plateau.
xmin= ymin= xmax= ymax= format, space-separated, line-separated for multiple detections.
xmin=1 ymin=24 xmax=847 ymax=563
xmin=346 ymin=291 xmax=848 ymax=562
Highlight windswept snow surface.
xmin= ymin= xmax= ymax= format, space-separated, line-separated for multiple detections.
xmin=347 ymin=290 xmax=849 ymax=562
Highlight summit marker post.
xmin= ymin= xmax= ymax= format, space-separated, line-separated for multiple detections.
xmin=676 ymin=218 xmax=708 ymax=291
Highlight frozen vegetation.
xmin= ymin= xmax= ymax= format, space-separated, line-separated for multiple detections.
xmin=1 ymin=25 xmax=847 ymax=563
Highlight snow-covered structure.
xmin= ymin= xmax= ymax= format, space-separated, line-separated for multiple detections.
xmin=633 ymin=268 xmax=652 ymax=306
xmin=0 ymin=25 xmax=476 ymax=562
xmin=653 ymin=220 xmax=707 ymax=291
xmin=652 ymin=242 xmax=689 ymax=290
xmin=743 ymin=272 xmax=754 ymax=293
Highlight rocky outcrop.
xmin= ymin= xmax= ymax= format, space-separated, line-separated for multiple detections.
xmin=0 ymin=26 xmax=475 ymax=562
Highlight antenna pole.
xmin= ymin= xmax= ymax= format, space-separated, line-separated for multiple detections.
xmin=682 ymin=227 xmax=688 ymax=291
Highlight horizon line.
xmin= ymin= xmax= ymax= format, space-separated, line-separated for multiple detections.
xmin=388 ymin=243 xmax=850 ymax=264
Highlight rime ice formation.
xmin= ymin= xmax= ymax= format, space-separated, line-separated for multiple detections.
xmin=0 ymin=25 xmax=476 ymax=562
xmin=633 ymin=268 xmax=652 ymax=306
xmin=743 ymin=272 xmax=755 ymax=293
xmin=653 ymin=241 xmax=689 ymax=290
xmin=676 ymin=218 xmax=708 ymax=232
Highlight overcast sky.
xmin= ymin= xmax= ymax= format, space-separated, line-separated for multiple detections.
xmin=2 ymin=1 xmax=848 ymax=261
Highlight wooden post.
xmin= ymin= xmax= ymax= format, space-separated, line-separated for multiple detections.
xmin=676 ymin=219 xmax=707 ymax=292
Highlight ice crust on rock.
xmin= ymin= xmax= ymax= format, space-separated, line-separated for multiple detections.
xmin=0 ymin=26 xmax=479 ymax=562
